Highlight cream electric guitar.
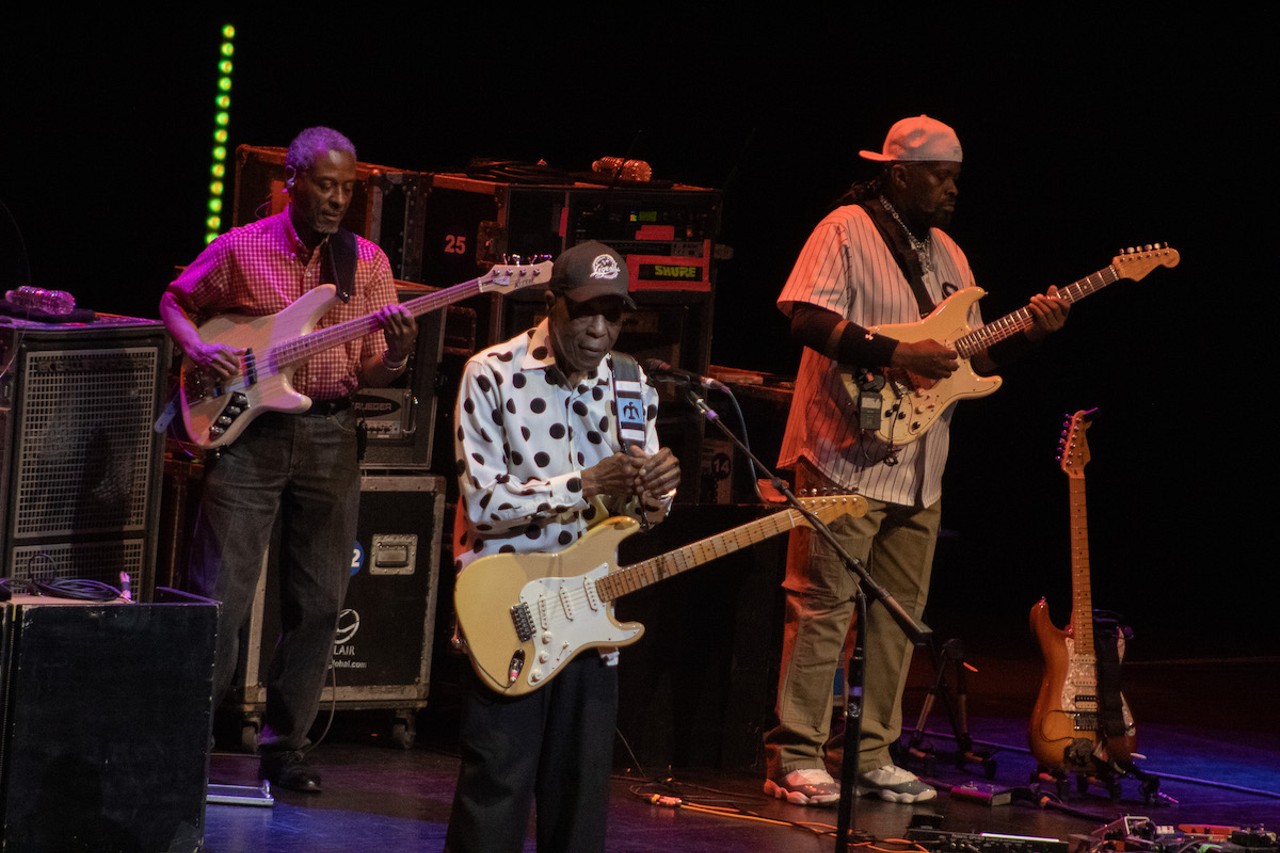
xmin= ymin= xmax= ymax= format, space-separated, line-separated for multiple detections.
xmin=840 ymin=244 xmax=1179 ymax=447
xmin=1028 ymin=408 xmax=1137 ymax=773
xmin=174 ymin=260 xmax=551 ymax=450
xmin=454 ymin=493 xmax=868 ymax=696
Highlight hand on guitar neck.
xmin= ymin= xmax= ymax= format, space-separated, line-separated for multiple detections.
xmin=889 ymin=285 xmax=1069 ymax=381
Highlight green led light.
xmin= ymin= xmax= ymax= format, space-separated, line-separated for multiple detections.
xmin=200 ymin=25 xmax=236 ymax=239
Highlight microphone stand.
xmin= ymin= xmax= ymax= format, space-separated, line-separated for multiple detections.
xmin=674 ymin=381 xmax=932 ymax=853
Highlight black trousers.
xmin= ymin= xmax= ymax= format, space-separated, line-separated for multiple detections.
xmin=444 ymin=653 xmax=619 ymax=853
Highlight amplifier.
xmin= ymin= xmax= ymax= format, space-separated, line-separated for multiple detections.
xmin=0 ymin=588 xmax=216 ymax=851
xmin=0 ymin=316 xmax=170 ymax=596
xmin=417 ymin=173 xmax=723 ymax=360
xmin=418 ymin=172 xmax=722 ymax=286
xmin=232 ymin=145 xmax=428 ymax=282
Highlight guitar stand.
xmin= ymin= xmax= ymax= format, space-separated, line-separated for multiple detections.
xmin=1031 ymin=756 xmax=1164 ymax=807
xmin=900 ymin=637 xmax=997 ymax=779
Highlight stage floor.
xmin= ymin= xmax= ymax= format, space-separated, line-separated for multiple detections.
xmin=198 ymin=654 xmax=1280 ymax=853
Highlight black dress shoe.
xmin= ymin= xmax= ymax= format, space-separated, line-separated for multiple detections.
xmin=259 ymin=749 xmax=322 ymax=793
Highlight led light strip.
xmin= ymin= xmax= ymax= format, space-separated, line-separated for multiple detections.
xmin=204 ymin=24 xmax=235 ymax=244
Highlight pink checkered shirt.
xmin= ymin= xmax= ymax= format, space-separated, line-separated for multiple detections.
xmin=168 ymin=210 xmax=397 ymax=400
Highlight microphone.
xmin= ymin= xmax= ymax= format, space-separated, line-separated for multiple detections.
xmin=640 ymin=358 xmax=727 ymax=392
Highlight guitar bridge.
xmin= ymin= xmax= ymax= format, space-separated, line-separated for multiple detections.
xmin=510 ymin=601 xmax=535 ymax=642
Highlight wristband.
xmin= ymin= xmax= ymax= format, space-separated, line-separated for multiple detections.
xmin=382 ymin=350 xmax=409 ymax=371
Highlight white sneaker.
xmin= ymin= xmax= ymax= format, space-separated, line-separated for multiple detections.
xmin=763 ymin=768 xmax=841 ymax=806
xmin=855 ymin=764 xmax=937 ymax=803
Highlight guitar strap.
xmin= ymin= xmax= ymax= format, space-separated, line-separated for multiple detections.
xmin=321 ymin=228 xmax=358 ymax=303
xmin=610 ymin=352 xmax=647 ymax=450
xmin=1093 ymin=610 xmax=1133 ymax=737
xmin=859 ymin=199 xmax=935 ymax=318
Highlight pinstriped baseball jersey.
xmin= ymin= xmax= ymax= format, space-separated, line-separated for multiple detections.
xmin=777 ymin=203 xmax=980 ymax=507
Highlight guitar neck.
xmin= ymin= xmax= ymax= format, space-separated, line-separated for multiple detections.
xmin=596 ymin=507 xmax=815 ymax=603
xmin=1068 ymin=475 xmax=1095 ymax=650
xmin=269 ymin=277 xmax=488 ymax=369
xmin=956 ymin=263 xmax=1123 ymax=358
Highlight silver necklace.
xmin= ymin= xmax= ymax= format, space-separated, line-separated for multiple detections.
xmin=880 ymin=197 xmax=934 ymax=275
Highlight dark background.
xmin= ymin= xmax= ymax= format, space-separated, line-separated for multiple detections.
xmin=2 ymin=9 xmax=1271 ymax=660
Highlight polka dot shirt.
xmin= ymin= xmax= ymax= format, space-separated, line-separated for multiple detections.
xmin=452 ymin=319 xmax=669 ymax=572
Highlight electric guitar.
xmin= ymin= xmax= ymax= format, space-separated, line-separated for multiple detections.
xmin=1028 ymin=408 xmax=1137 ymax=773
xmin=173 ymin=260 xmax=552 ymax=450
xmin=840 ymin=244 xmax=1180 ymax=447
xmin=454 ymin=492 xmax=868 ymax=696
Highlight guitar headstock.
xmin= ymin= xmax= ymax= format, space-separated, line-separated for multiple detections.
xmin=1111 ymin=243 xmax=1180 ymax=282
xmin=479 ymin=257 xmax=554 ymax=294
xmin=796 ymin=491 xmax=869 ymax=523
xmin=1057 ymin=407 xmax=1098 ymax=479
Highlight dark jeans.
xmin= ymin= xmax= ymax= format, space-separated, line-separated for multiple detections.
xmin=188 ymin=408 xmax=361 ymax=752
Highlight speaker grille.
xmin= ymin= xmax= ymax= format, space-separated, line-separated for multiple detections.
xmin=1 ymin=320 xmax=169 ymax=596
xmin=8 ymin=539 xmax=146 ymax=588
xmin=12 ymin=346 xmax=161 ymax=537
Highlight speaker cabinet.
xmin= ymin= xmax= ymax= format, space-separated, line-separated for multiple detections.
xmin=0 ymin=588 xmax=217 ymax=852
xmin=0 ymin=317 xmax=170 ymax=596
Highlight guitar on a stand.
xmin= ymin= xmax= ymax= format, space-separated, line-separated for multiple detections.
xmin=1029 ymin=408 xmax=1159 ymax=802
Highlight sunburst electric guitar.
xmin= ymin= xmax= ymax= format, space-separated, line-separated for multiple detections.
xmin=454 ymin=493 xmax=868 ymax=696
xmin=173 ymin=260 xmax=552 ymax=450
xmin=1028 ymin=408 xmax=1137 ymax=773
xmin=840 ymin=244 xmax=1179 ymax=447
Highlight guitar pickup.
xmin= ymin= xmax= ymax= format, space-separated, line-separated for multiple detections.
xmin=243 ymin=348 xmax=258 ymax=385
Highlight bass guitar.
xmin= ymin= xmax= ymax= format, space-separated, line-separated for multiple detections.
xmin=454 ymin=492 xmax=868 ymax=696
xmin=1028 ymin=408 xmax=1137 ymax=773
xmin=840 ymin=244 xmax=1179 ymax=447
xmin=173 ymin=260 xmax=552 ymax=450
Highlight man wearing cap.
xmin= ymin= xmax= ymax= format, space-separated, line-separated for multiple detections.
xmin=762 ymin=115 xmax=1069 ymax=805
xmin=444 ymin=240 xmax=681 ymax=852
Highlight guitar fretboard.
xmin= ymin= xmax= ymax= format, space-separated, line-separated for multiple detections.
xmin=956 ymin=265 xmax=1122 ymax=359
xmin=596 ymin=498 xmax=862 ymax=602
xmin=1068 ymin=475 xmax=1094 ymax=650
xmin=266 ymin=280 xmax=487 ymax=371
